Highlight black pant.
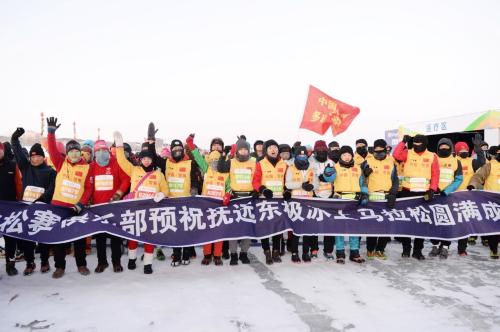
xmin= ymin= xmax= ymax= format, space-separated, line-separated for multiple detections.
xmin=457 ymin=238 xmax=468 ymax=252
xmin=397 ymin=190 xmax=426 ymax=253
xmin=96 ymin=234 xmax=122 ymax=265
xmin=173 ymin=247 xmax=193 ymax=260
xmin=290 ymin=235 xmax=312 ymax=254
xmin=323 ymin=236 xmax=335 ymax=254
xmin=22 ymin=241 xmax=50 ymax=265
xmin=430 ymin=240 xmax=451 ymax=247
xmin=54 ymin=239 xmax=86 ymax=269
xmin=3 ymin=235 xmax=17 ymax=263
xmin=488 ymin=235 xmax=499 ymax=254
xmin=366 ymin=237 xmax=390 ymax=252
xmin=261 ymin=234 xmax=282 ymax=252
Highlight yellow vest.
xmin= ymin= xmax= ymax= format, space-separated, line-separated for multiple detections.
xmin=53 ymin=162 xmax=89 ymax=204
xmin=202 ymin=168 xmax=229 ymax=198
xmin=130 ymin=168 xmax=166 ymax=199
xmin=367 ymin=156 xmax=394 ymax=194
xmin=402 ymin=149 xmax=435 ymax=192
xmin=260 ymin=158 xmax=287 ymax=196
xmin=457 ymin=157 xmax=473 ymax=191
xmin=288 ymin=165 xmax=314 ymax=198
xmin=438 ymin=156 xmax=458 ymax=191
xmin=485 ymin=159 xmax=500 ymax=191
xmin=165 ymin=159 xmax=192 ymax=197
xmin=396 ymin=161 xmax=404 ymax=192
xmin=334 ymin=164 xmax=361 ymax=195
xmin=354 ymin=153 xmax=365 ymax=165
xmin=229 ymin=158 xmax=256 ymax=192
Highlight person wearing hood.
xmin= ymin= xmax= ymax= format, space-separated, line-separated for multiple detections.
xmin=114 ymin=131 xmax=169 ymax=274
xmin=354 ymin=139 xmax=368 ymax=165
xmin=467 ymin=145 xmax=500 ymax=259
xmin=2 ymin=141 xmax=15 ymax=163
xmin=90 ymin=140 xmax=131 ymax=273
xmin=217 ymin=137 xmax=255 ymax=265
xmin=0 ymin=141 xmax=23 ymax=276
xmin=328 ymin=141 xmax=341 ymax=163
xmin=251 ymin=140 xmax=265 ymax=161
xmin=46 ymin=117 xmax=94 ymax=279
xmin=81 ymin=140 xmax=94 ymax=164
xmin=144 ymin=123 xmax=201 ymax=265
xmin=252 ymin=139 xmax=290 ymax=265
xmin=362 ymin=139 xmax=399 ymax=260
xmin=285 ymin=146 xmax=315 ymax=263
xmin=186 ymin=134 xmax=231 ymax=266
xmin=331 ymin=146 xmax=368 ymax=264
xmin=393 ymin=134 xmax=440 ymax=260
xmin=480 ymin=141 xmax=490 ymax=161
xmin=309 ymin=140 xmax=336 ymax=259
xmin=10 ymin=127 xmax=56 ymax=276
xmin=279 ymin=144 xmax=292 ymax=164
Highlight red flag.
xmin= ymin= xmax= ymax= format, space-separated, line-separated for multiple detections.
xmin=299 ymin=85 xmax=360 ymax=136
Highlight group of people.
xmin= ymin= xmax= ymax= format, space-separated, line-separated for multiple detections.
xmin=1 ymin=117 xmax=499 ymax=278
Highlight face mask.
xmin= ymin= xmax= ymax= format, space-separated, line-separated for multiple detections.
xmin=172 ymin=149 xmax=184 ymax=162
xmin=294 ymin=155 xmax=309 ymax=170
xmin=95 ymin=150 xmax=110 ymax=167
xmin=236 ymin=151 xmax=250 ymax=162
xmin=328 ymin=150 xmax=340 ymax=163
xmin=413 ymin=144 xmax=426 ymax=153
xmin=438 ymin=148 xmax=452 ymax=158
xmin=496 ymin=154 xmax=500 ymax=162
xmin=356 ymin=146 xmax=367 ymax=157
xmin=314 ymin=151 xmax=327 ymax=162
xmin=458 ymin=152 xmax=469 ymax=159
xmin=373 ymin=151 xmax=387 ymax=161
xmin=67 ymin=150 xmax=82 ymax=163
xmin=339 ymin=158 xmax=354 ymax=168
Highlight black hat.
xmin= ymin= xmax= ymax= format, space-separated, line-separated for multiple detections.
xmin=139 ymin=150 xmax=155 ymax=159
xmin=339 ymin=145 xmax=354 ymax=157
xmin=328 ymin=141 xmax=340 ymax=148
xmin=373 ymin=139 xmax=387 ymax=149
xmin=264 ymin=139 xmax=279 ymax=151
xmin=210 ymin=137 xmax=224 ymax=149
xmin=171 ymin=139 xmax=184 ymax=149
xmin=29 ymin=143 xmax=45 ymax=157
xmin=413 ymin=134 xmax=428 ymax=145
xmin=253 ymin=140 xmax=264 ymax=150
xmin=279 ymin=144 xmax=291 ymax=153
xmin=141 ymin=142 xmax=149 ymax=151
xmin=295 ymin=146 xmax=308 ymax=156
xmin=123 ymin=143 xmax=132 ymax=154
xmin=355 ymin=139 xmax=368 ymax=146
xmin=66 ymin=140 xmax=81 ymax=153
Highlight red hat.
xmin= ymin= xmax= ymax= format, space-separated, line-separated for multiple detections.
xmin=455 ymin=142 xmax=469 ymax=153
xmin=94 ymin=140 xmax=108 ymax=152
xmin=313 ymin=140 xmax=328 ymax=152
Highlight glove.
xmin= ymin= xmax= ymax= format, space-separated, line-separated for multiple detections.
xmin=186 ymin=134 xmax=196 ymax=150
xmin=72 ymin=202 xmax=84 ymax=215
xmin=359 ymin=193 xmax=369 ymax=206
xmin=423 ymin=189 xmax=435 ymax=202
xmin=46 ymin=117 xmax=61 ymax=133
xmin=153 ymin=192 xmax=165 ymax=203
xmin=472 ymin=133 xmax=482 ymax=147
xmin=402 ymin=135 xmax=412 ymax=143
xmin=229 ymin=144 xmax=236 ymax=158
xmin=302 ymin=182 xmax=314 ymax=192
xmin=224 ymin=145 xmax=232 ymax=156
xmin=147 ymin=122 xmax=158 ymax=141
xmin=323 ymin=166 xmax=335 ymax=178
xmin=238 ymin=135 xmax=247 ymax=141
xmin=283 ymin=190 xmax=292 ymax=201
xmin=259 ymin=186 xmax=273 ymax=199
xmin=386 ymin=194 xmax=396 ymax=209
xmin=251 ymin=190 xmax=260 ymax=199
xmin=222 ymin=193 xmax=232 ymax=206
xmin=110 ymin=191 xmax=123 ymax=202
xmin=11 ymin=127 xmax=25 ymax=140
xmin=467 ymin=185 xmax=475 ymax=191
xmin=363 ymin=166 xmax=373 ymax=178
xmin=113 ymin=131 xmax=124 ymax=148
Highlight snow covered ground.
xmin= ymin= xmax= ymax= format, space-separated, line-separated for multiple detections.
xmin=0 ymin=240 xmax=499 ymax=332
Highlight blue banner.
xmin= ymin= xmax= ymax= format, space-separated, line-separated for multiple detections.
xmin=0 ymin=191 xmax=499 ymax=246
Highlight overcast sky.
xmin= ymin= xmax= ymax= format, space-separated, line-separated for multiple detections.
xmin=1 ymin=0 xmax=499 ymax=148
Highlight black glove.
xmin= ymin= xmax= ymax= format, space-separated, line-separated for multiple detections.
xmin=258 ymin=185 xmax=273 ymax=199
xmin=472 ymin=133 xmax=482 ymax=147
xmin=147 ymin=122 xmax=158 ymax=141
xmin=363 ymin=166 xmax=373 ymax=178
xmin=238 ymin=134 xmax=247 ymax=141
xmin=11 ymin=127 xmax=25 ymax=140
xmin=302 ymin=182 xmax=314 ymax=192
xmin=224 ymin=145 xmax=232 ymax=155
xmin=386 ymin=194 xmax=396 ymax=208
xmin=72 ymin=202 xmax=84 ymax=215
xmin=251 ymin=190 xmax=260 ymax=199
xmin=467 ymin=185 xmax=475 ymax=191
xmin=424 ymin=189 xmax=435 ymax=202
xmin=283 ymin=190 xmax=292 ymax=201
xmin=403 ymin=135 xmax=412 ymax=143
xmin=46 ymin=117 xmax=61 ymax=133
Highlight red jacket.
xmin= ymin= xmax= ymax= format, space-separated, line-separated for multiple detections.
xmin=393 ymin=141 xmax=439 ymax=192
xmin=90 ymin=157 xmax=131 ymax=204
xmin=47 ymin=132 xmax=93 ymax=208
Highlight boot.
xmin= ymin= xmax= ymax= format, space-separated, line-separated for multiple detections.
xmin=272 ymin=250 xmax=282 ymax=263
xmin=349 ymin=250 xmax=365 ymax=263
xmin=156 ymin=248 xmax=166 ymax=261
xmin=52 ymin=268 xmax=65 ymax=279
xmin=222 ymin=247 xmax=230 ymax=260
xmin=367 ymin=251 xmax=376 ymax=260
xmin=264 ymin=250 xmax=273 ymax=265
xmin=336 ymin=250 xmax=346 ymax=264
xmin=6 ymin=262 xmax=18 ymax=276
xmin=311 ymin=250 xmax=318 ymax=258
xmin=401 ymin=246 xmax=411 ymax=258
xmin=280 ymin=238 xmax=286 ymax=256
xmin=229 ymin=253 xmax=238 ymax=266
xmin=23 ymin=262 xmax=36 ymax=276
xmin=213 ymin=256 xmax=223 ymax=266
xmin=291 ymin=253 xmax=301 ymax=263
xmin=144 ymin=264 xmax=153 ymax=274
xmin=94 ymin=262 xmax=109 ymax=273
xmin=78 ymin=266 xmax=91 ymax=276
xmin=182 ymin=249 xmax=191 ymax=265
xmin=239 ymin=252 xmax=250 ymax=264
xmin=201 ymin=254 xmax=212 ymax=265
xmin=40 ymin=262 xmax=50 ymax=274
xmin=302 ymin=253 xmax=311 ymax=263
xmin=428 ymin=246 xmax=441 ymax=257
xmin=439 ymin=247 xmax=449 ymax=259
xmin=171 ymin=254 xmax=181 ymax=267
xmin=323 ymin=252 xmax=334 ymax=260
xmin=375 ymin=251 xmax=387 ymax=260
xmin=113 ymin=264 xmax=123 ymax=273
xmin=412 ymin=250 xmax=426 ymax=261
xmin=128 ymin=258 xmax=137 ymax=270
